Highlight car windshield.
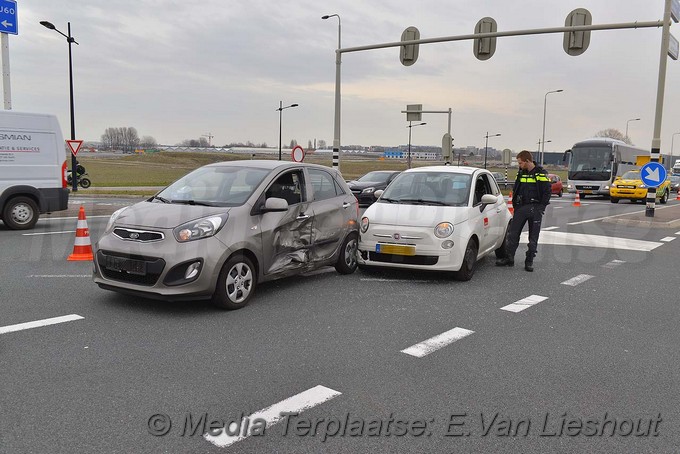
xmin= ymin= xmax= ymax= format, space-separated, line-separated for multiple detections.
xmin=621 ymin=171 xmax=640 ymax=180
xmin=357 ymin=171 xmax=394 ymax=183
xmin=155 ymin=166 xmax=270 ymax=206
xmin=379 ymin=171 xmax=471 ymax=206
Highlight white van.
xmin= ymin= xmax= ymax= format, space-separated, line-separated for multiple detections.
xmin=0 ymin=111 xmax=70 ymax=229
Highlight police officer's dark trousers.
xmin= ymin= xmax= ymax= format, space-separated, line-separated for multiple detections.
xmin=505 ymin=203 xmax=543 ymax=260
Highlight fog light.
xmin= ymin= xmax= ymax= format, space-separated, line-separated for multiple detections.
xmin=185 ymin=261 xmax=201 ymax=279
xmin=441 ymin=240 xmax=454 ymax=249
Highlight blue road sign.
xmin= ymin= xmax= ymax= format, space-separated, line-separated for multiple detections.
xmin=640 ymin=161 xmax=667 ymax=188
xmin=0 ymin=0 xmax=18 ymax=35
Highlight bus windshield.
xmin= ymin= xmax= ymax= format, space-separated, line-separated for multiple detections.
xmin=568 ymin=146 xmax=612 ymax=181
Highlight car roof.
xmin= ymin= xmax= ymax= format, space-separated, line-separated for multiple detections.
xmin=205 ymin=159 xmax=341 ymax=174
xmin=403 ymin=165 xmax=484 ymax=175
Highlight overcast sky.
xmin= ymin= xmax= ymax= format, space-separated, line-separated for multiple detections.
xmin=5 ymin=0 xmax=680 ymax=154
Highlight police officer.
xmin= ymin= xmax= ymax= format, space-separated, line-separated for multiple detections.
xmin=496 ymin=150 xmax=551 ymax=272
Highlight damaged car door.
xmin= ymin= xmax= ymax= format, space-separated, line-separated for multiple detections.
xmin=258 ymin=169 xmax=314 ymax=275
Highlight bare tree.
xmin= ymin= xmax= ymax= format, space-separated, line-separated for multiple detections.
xmin=595 ymin=128 xmax=632 ymax=145
xmin=289 ymin=139 xmax=298 ymax=148
xmin=139 ymin=136 xmax=157 ymax=148
xmin=317 ymin=139 xmax=327 ymax=149
xmin=307 ymin=140 xmax=313 ymax=150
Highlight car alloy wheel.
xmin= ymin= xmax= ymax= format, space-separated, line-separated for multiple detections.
xmin=212 ymin=255 xmax=256 ymax=310
xmin=335 ymin=233 xmax=358 ymax=275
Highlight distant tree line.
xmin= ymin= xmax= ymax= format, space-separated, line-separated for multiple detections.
xmin=101 ymin=127 xmax=157 ymax=151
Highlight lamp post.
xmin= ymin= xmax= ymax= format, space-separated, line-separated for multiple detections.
xmin=484 ymin=132 xmax=501 ymax=169
xmin=40 ymin=20 xmax=79 ymax=192
xmin=671 ymin=132 xmax=680 ymax=172
xmin=276 ymin=101 xmax=298 ymax=161
xmin=322 ymin=13 xmax=341 ymax=170
xmin=407 ymin=121 xmax=426 ymax=169
xmin=625 ymin=117 xmax=641 ymax=141
xmin=541 ymin=89 xmax=563 ymax=167
xmin=537 ymin=139 xmax=551 ymax=163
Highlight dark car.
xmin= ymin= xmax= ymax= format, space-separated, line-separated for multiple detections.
xmin=670 ymin=175 xmax=680 ymax=192
xmin=347 ymin=170 xmax=401 ymax=206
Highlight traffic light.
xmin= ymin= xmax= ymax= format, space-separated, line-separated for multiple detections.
xmin=400 ymin=26 xmax=420 ymax=66
xmin=442 ymin=133 xmax=453 ymax=160
xmin=473 ymin=17 xmax=497 ymax=61
xmin=563 ymin=8 xmax=592 ymax=56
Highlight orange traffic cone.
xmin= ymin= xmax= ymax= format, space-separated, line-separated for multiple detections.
xmin=68 ymin=206 xmax=94 ymax=261
xmin=676 ymin=190 xmax=680 ymax=201
xmin=507 ymin=191 xmax=514 ymax=215
xmin=572 ymin=190 xmax=582 ymax=207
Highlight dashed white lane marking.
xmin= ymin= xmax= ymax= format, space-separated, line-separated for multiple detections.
xmin=660 ymin=236 xmax=675 ymax=242
xmin=401 ymin=327 xmax=474 ymax=358
xmin=553 ymin=206 xmax=564 ymax=209
xmin=204 ymin=385 xmax=341 ymax=448
xmin=22 ymin=230 xmax=75 ymax=236
xmin=542 ymin=226 xmax=559 ymax=231
xmin=561 ymin=274 xmax=594 ymax=286
xmin=501 ymin=295 xmax=549 ymax=313
xmin=602 ymin=260 xmax=626 ymax=269
xmin=520 ymin=231 xmax=663 ymax=252
xmin=27 ymin=275 xmax=90 ymax=278
xmin=675 ymin=230 xmax=680 ymax=235
xmin=0 ymin=314 xmax=84 ymax=335
xmin=360 ymin=278 xmax=434 ymax=283
xmin=38 ymin=215 xmax=111 ymax=221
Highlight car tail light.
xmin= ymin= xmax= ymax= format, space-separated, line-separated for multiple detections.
xmin=62 ymin=161 xmax=68 ymax=188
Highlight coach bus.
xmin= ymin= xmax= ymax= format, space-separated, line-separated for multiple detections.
xmin=563 ymin=138 xmax=647 ymax=198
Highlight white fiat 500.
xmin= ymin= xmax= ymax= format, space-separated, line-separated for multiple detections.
xmin=357 ymin=166 xmax=512 ymax=280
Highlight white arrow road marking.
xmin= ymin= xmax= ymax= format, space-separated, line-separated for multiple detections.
xmin=204 ymin=385 xmax=341 ymax=448
xmin=501 ymin=295 xmax=549 ymax=313
xmin=561 ymin=274 xmax=594 ymax=286
xmin=645 ymin=167 xmax=660 ymax=182
xmin=0 ymin=314 xmax=84 ymax=335
xmin=401 ymin=327 xmax=474 ymax=358
xmin=520 ymin=231 xmax=663 ymax=252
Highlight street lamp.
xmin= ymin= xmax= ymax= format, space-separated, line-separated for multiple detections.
xmin=537 ymin=139 xmax=551 ymax=163
xmin=671 ymin=132 xmax=680 ymax=171
xmin=541 ymin=89 xmax=563 ymax=167
xmin=40 ymin=20 xmax=79 ymax=192
xmin=407 ymin=121 xmax=426 ymax=169
xmin=625 ymin=118 xmax=641 ymax=141
xmin=276 ymin=101 xmax=298 ymax=161
xmin=322 ymin=13 xmax=341 ymax=170
xmin=484 ymin=132 xmax=501 ymax=169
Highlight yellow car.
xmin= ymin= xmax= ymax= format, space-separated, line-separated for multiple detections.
xmin=610 ymin=170 xmax=670 ymax=204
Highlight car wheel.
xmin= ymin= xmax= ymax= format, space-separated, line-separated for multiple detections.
xmin=610 ymin=197 xmax=619 ymax=203
xmin=212 ymin=255 xmax=256 ymax=310
xmin=494 ymin=221 xmax=511 ymax=259
xmin=453 ymin=239 xmax=478 ymax=281
xmin=3 ymin=196 xmax=39 ymax=230
xmin=558 ymin=189 xmax=563 ymax=197
xmin=335 ymin=233 xmax=358 ymax=275
xmin=660 ymin=189 xmax=668 ymax=204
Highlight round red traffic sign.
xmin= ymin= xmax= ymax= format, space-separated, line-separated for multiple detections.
xmin=291 ymin=145 xmax=305 ymax=162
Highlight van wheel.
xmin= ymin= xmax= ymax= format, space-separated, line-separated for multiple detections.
xmin=212 ymin=255 xmax=256 ymax=310
xmin=660 ymin=189 xmax=668 ymax=204
xmin=454 ymin=239 xmax=478 ymax=281
xmin=3 ymin=197 xmax=39 ymax=230
xmin=335 ymin=233 xmax=358 ymax=274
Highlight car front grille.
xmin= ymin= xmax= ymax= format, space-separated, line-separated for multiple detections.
xmin=97 ymin=250 xmax=165 ymax=286
xmin=368 ymin=251 xmax=439 ymax=266
xmin=113 ymin=227 xmax=164 ymax=242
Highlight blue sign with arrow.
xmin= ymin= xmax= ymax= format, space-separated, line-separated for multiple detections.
xmin=640 ymin=161 xmax=667 ymax=188
xmin=0 ymin=0 xmax=18 ymax=35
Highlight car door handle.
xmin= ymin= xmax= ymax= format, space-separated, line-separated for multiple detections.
xmin=296 ymin=214 xmax=310 ymax=220
xmin=342 ymin=202 xmax=351 ymax=209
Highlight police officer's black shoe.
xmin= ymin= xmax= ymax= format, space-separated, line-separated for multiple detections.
xmin=524 ymin=260 xmax=534 ymax=272
xmin=496 ymin=257 xmax=514 ymax=267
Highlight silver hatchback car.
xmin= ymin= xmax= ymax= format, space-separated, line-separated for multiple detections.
xmin=93 ymin=160 xmax=359 ymax=309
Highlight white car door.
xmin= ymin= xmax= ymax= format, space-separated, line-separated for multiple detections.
xmin=471 ymin=174 xmax=501 ymax=255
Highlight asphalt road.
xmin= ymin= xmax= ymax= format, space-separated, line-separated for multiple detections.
xmin=1 ymin=196 xmax=679 ymax=453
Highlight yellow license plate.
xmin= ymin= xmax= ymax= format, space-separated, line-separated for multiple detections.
xmin=376 ymin=244 xmax=416 ymax=256
xmin=584 ymin=190 xmax=592 ymax=194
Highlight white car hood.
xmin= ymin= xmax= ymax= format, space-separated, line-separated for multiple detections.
xmin=363 ymin=203 xmax=470 ymax=227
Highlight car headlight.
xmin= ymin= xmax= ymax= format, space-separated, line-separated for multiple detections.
xmin=361 ymin=187 xmax=375 ymax=194
xmin=611 ymin=184 xmax=616 ymax=188
xmin=360 ymin=217 xmax=370 ymax=233
xmin=434 ymin=222 xmax=454 ymax=238
xmin=604 ymin=185 xmax=610 ymax=190
xmin=173 ymin=213 xmax=228 ymax=242
xmin=639 ymin=184 xmax=647 ymax=188
xmin=105 ymin=206 xmax=128 ymax=233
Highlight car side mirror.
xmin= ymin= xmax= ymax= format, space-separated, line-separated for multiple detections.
xmin=373 ymin=189 xmax=384 ymax=199
xmin=480 ymin=194 xmax=498 ymax=205
xmin=262 ymin=197 xmax=289 ymax=212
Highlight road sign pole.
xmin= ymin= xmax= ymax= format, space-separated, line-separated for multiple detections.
xmin=1 ymin=33 xmax=10 ymax=109
xmin=647 ymin=0 xmax=673 ymax=217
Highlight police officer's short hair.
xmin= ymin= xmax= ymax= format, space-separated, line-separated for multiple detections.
xmin=516 ymin=150 xmax=533 ymax=162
